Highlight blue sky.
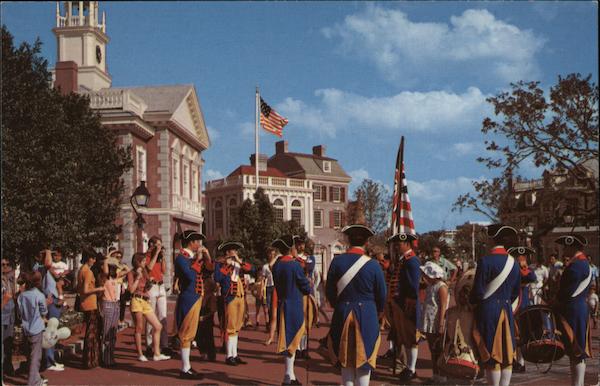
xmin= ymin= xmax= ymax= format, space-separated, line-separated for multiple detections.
xmin=3 ymin=1 xmax=598 ymax=232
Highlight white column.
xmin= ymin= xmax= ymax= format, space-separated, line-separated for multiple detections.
xmin=307 ymin=193 xmax=314 ymax=237
xmin=55 ymin=2 xmax=60 ymax=27
xmin=67 ymin=1 xmax=72 ymax=25
xmin=89 ymin=1 xmax=95 ymax=26
xmin=79 ymin=2 xmax=84 ymax=25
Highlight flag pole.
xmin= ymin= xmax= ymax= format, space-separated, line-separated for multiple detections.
xmin=255 ymin=86 xmax=260 ymax=191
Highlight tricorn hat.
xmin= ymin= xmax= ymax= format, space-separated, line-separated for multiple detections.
xmin=342 ymin=224 xmax=375 ymax=239
xmin=217 ymin=241 xmax=244 ymax=252
xmin=507 ymin=246 xmax=536 ymax=257
xmin=272 ymin=235 xmax=294 ymax=251
xmin=487 ymin=224 xmax=518 ymax=239
xmin=554 ymin=234 xmax=587 ymax=248
xmin=292 ymin=235 xmax=306 ymax=245
xmin=182 ymin=230 xmax=206 ymax=242
xmin=387 ymin=232 xmax=418 ymax=243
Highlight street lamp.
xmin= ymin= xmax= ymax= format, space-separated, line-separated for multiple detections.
xmin=130 ymin=181 xmax=151 ymax=252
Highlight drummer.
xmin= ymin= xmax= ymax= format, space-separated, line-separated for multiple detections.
xmin=554 ymin=235 xmax=592 ymax=386
xmin=469 ymin=224 xmax=520 ymax=386
xmin=507 ymin=246 xmax=537 ymax=373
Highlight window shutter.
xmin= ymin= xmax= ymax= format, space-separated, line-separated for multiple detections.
xmin=329 ymin=186 xmax=334 ymax=202
xmin=322 ymin=186 xmax=327 ymax=201
xmin=329 ymin=210 xmax=334 ymax=228
xmin=341 ymin=212 xmax=346 ymax=227
xmin=340 ymin=187 xmax=346 ymax=203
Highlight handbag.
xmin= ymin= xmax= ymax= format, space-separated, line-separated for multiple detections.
xmin=438 ymin=319 xmax=479 ymax=379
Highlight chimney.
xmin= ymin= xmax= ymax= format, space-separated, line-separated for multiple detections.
xmin=250 ymin=153 xmax=268 ymax=172
xmin=313 ymin=145 xmax=326 ymax=157
xmin=275 ymin=140 xmax=288 ymax=154
xmin=54 ymin=61 xmax=78 ymax=95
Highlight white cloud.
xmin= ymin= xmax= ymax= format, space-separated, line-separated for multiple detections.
xmin=322 ymin=6 xmax=545 ymax=84
xmin=451 ymin=142 xmax=482 ymax=156
xmin=408 ymin=176 xmax=485 ymax=202
xmin=207 ymin=125 xmax=220 ymax=142
xmin=205 ymin=169 xmax=224 ymax=181
xmin=277 ymin=87 xmax=489 ymax=137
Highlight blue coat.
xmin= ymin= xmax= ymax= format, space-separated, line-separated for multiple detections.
xmin=214 ymin=261 xmax=252 ymax=305
xmin=174 ymin=251 xmax=203 ymax=328
xmin=326 ymin=249 xmax=387 ymax=370
xmin=272 ymin=256 xmax=311 ymax=354
xmin=516 ymin=267 xmax=537 ymax=313
xmin=393 ymin=251 xmax=421 ymax=328
xmin=556 ymin=253 xmax=591 ymax=359
xmin=470 ymin=248 xmax=520 ymax=365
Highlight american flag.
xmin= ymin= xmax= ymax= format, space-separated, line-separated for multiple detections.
xmin=260 ymin=97 xmax=288 ymax=137
xmin=391 ymin=136 xmax=416 ymax=235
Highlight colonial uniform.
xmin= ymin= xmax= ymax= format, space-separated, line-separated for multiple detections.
xmin=293 ymin=236 xmax=318 ymax=357
xmin=271 ymin=236 xmax=311 ymax=386
xmin=213 ymin=241 xmax=252 ymax=366
xmin=174 ymin=230 xmax=209 ymax=379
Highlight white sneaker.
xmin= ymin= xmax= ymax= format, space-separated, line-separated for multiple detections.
xmin=138 ymin=355 xmax=149 ymax=362
xmin=46 ymin=365 xmax=65 ymax=371
xmin=153 ymin=354 xmax=171 ymax=361
xmin=54 ymin=363 xmax=65 ymax=368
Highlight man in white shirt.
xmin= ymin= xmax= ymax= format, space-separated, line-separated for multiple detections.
xmin=529 ymin=256 xmax=549 ymax=305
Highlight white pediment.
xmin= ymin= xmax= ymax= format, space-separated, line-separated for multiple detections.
xmin=171 ymin=87 xmax=210 ymax=150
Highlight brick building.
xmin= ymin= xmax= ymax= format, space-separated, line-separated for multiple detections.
xmin=51 ymin=1 xmax=210 ymax=288
xmin=204 ymin=141 xmax=351 ymax=276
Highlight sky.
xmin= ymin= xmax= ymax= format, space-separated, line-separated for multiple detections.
xmin=2 ymin=1 xmax=598 ymax=232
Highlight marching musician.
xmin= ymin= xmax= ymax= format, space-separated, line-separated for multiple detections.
xmin=174 ymin=230 xmax=213 ymax=380
xmin=387 ymin=232 xmax=422 ymax=382
xmin=326 ymin=225 xmax=386 ymax=386
xmin=554 ymin=235 xmax=592 ymax=386
xmin=271 ymin=235 xmax=312 ymax=386
xmin=507 ymin=246 xmax=537 ymax=373
xmin=292 ymin=235 xmax=318 ymax=359
xmin=213 ymin=241 xmax=252 ymax=366
xmin=470 ymin=224 xmax=520 ymax=386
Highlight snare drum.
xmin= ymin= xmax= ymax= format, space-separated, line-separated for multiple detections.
xmin=516 ymin=305 xmax=565 ymax=363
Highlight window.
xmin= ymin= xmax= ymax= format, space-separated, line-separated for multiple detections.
xmin=314 ymin=210 xmax=323 ymax=228
xmin=172 ymin=157 xmax=180 ymax=195
xmin=214 ymin=200 xmax=223 ymax=230
xmin=323 ymin=161 xmax=331 ymax=173
xmin=313 ymin=184 xmax=322 ymax=201
xmin=291 ymin=199 xmax=302 ymax=225
xmin=331 ymin=210 xmax=343 ymax=229
xmin=136 ymin=147 xmax=147 ymax=184
xmin=192 ymin=168 xmax=199 ymax=201
xmin=182 ymin=163 xmax=190 ymax=198
xmin=228 ymin=198 xmax=237 ymax=220
xmin=273 ymin=199 xmax=284 ymax=222
xmin=331 ymin=186 xmax=341 ymax=202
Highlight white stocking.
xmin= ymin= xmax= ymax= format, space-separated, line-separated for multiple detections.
xmin=299 ymin=335 xmax=307 ymax=351
xmin=232 ymin=335 xmax=238 ymax=357
xmin=284 ymin=354 xmax=296 ymax=382
xmin=486 ymin=369 xmax=501 ymax=386
xmin=500 ymin=367 xmax=512 ymax=386
xmin=356 ymin=368 xmax=371 ymax=386
xmin=226 ymin=336 xmax=235 ymax=358
xmin=341 ymin=367 xmax=355 ymax=386
xmin=180 ymin=347 xmax=191 ymax=372
xmin=517 ymin=349 xmax=525 ymax=366
xmin=407 ymin=346 xmax=418 ymax=372
xmin=572 ymin=360 xmax=586 ymax=386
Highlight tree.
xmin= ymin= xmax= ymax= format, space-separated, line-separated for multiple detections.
xmin=417 ymin=230 xmax=450 ymax=257
xmin=453 ymin=223 xmax=488 ymax=261
xmin=1 ymin=26 xmax=132 ymax=267
xmin=349 ymin=179 xmax=391 ymax=234
xmin=454 ymin=73 xmax=599 ymax=222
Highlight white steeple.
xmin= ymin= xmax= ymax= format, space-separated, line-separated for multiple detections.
xmin=53 ymin=1 xmax=111 ymax=91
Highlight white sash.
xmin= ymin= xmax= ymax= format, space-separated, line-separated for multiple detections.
xmin=511 ymin=296 xmax=519 ymax=313
xmin=572 ymin=269 xmax=592 ymax=298
xmin=483 ymin=255 xmax=515 ymax=300
xmin=337 ymin=255 xmax=370 ymax=296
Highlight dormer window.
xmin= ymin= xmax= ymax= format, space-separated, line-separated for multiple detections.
xmin=322 ymin=161 xmax=331 ymax=173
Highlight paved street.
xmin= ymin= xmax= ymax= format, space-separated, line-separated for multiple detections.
xmin=3 ymin=297 xmax=599 ymax=385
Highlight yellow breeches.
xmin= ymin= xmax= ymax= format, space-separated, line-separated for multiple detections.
xmin=178 ymin=297 xmax=202 ymax=349
xmin=226 ymin=297 xmax=245 ymax=336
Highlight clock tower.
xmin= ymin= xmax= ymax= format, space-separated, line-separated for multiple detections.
xmin=53 ymin=1 xmax=111 ymax=91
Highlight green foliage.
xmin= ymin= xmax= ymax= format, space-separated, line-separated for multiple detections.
xmin=417 ymin=230 xmax=450 ymax=257
xmin=1 ymin=26 xmax=132 ymax=267
xmin=229 ymin=187 xmax=308 ymax=266
xmin=453 ymin=223 xmax=488 ymax=261
xmin=349 ymin=179 xmax=391 ymax=234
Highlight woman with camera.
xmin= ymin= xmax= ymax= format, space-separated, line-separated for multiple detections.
xmin=144 ymin=236 xmax=170 ymax=357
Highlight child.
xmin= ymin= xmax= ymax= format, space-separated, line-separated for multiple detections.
xmin=99 ymin=265 xmax=119 ymax=367
xmin=50 ymin=250 xmax=70 ymax=305
xmin=420 ymin=261 xmax=450 ymax=384
xmin=17 ymin=271 xmax=49 ymax=386
xmin=588 ymin=286 xmax=598 ymax=329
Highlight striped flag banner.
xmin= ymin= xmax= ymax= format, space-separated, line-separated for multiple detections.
xmin=391 ymin=136 xmax=416 ymax=235
xmin=260 ymin=97 xmax=289 ymax=137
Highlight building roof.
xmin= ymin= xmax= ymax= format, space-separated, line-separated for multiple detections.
xmin=228 ymin=165 xmax=288 ymax=178
xmin=108 ymin=84 xmax=194 ymax=114
xmin=268 ymin=153 xmax=351 ymax=180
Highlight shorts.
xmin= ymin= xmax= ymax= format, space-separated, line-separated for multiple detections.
xmin=131 ymin=297 xmax=153 ymax=315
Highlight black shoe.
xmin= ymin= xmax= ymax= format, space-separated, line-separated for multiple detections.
xmin=225 ymin=357 xmax=238 ymax=366
xmin=179 ymin=368 xmax=203 ymax=380
xmin=282 ymin=379 xmax=302 ymax=386
xmin=398 ymin=368 xmax=417 ymax=382
xmin=379 ymin=349 xmax=395 ymax=359
xmin=513 ymin=362 xmax=526 ymax=373
xmin=301 ymin=349 xmax=310 ymax=359
xmin=234 ymin=356 xmax=247 ymax=364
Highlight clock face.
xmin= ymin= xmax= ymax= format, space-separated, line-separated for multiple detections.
xmin=96 ymin=45 xmax=102 ymax=64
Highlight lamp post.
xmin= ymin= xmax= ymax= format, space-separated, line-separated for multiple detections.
xmin=130 ymin=181 xmax=151 ymax=253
